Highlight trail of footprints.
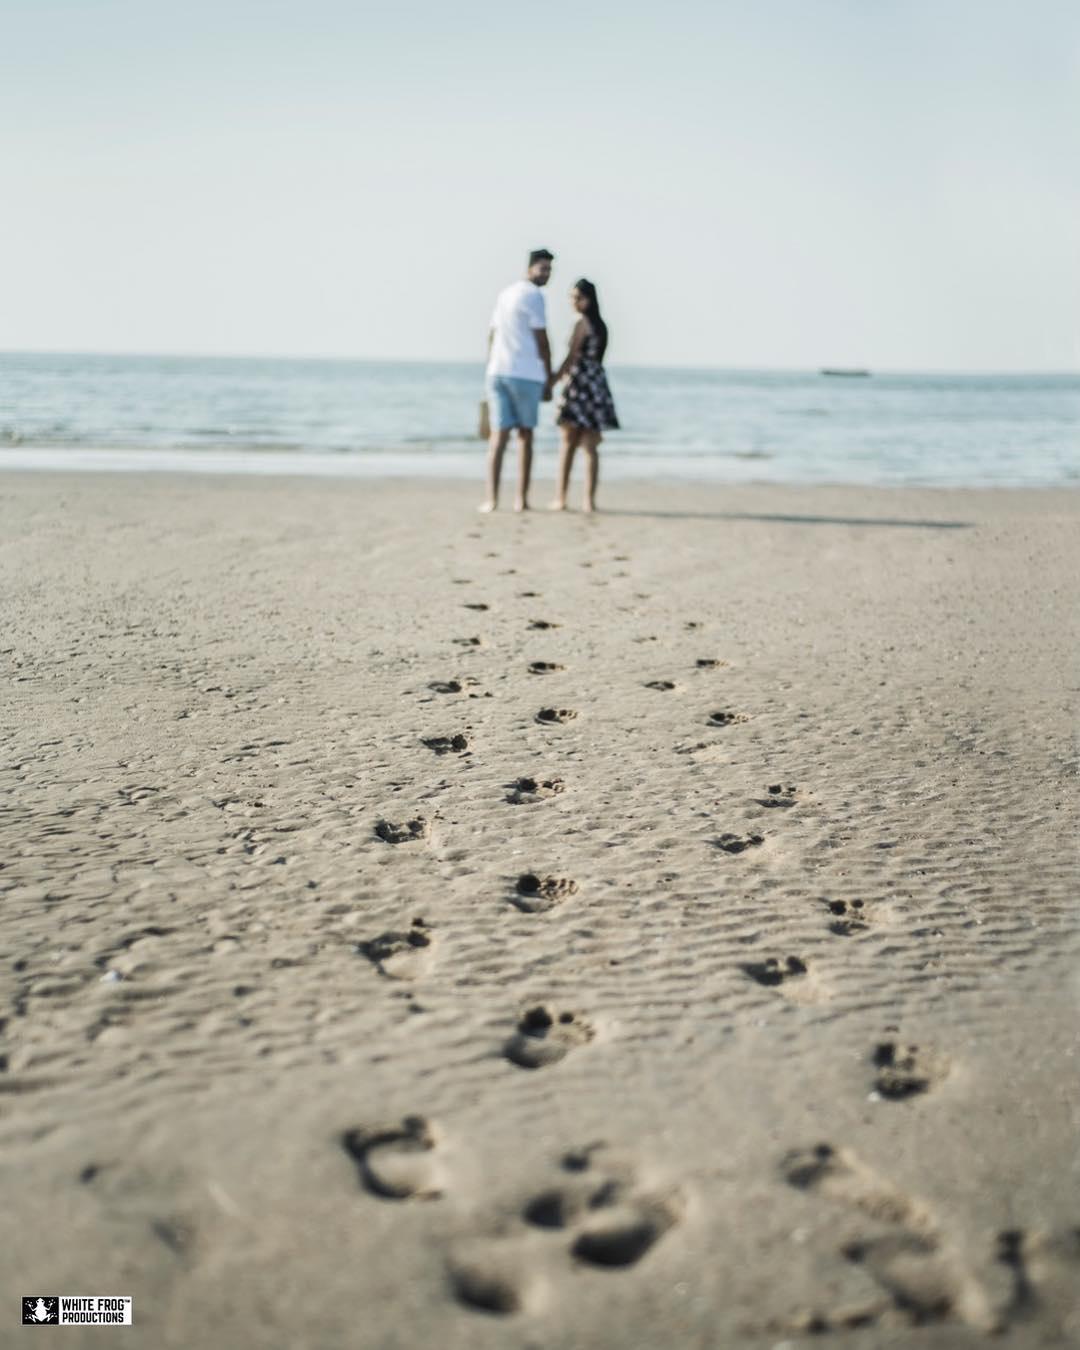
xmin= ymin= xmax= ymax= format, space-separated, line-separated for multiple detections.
xmin=339 ymin=543 xmax=1063 ymax=1334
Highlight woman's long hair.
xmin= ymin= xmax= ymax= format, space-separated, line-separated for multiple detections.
xmin=575 ymin=278 xmax=609 ymax=362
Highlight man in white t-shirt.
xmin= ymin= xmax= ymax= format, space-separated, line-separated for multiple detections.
xmin=480 ymin=248 xmax=555 ymax=512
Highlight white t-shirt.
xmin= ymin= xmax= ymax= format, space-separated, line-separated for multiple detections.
xmin=486 ymin=280 xmax=547 ymax=382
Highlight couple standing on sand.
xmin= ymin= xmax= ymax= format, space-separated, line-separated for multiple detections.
xmin=480 ymin=248 xmax=620 ymax=514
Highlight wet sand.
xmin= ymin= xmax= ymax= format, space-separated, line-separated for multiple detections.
xmin=1 ymin=471 xmax=1078 ymax=1348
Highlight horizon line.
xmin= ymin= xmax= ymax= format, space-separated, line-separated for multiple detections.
xmin=1 ymin=348 xmax=1077 ymax=379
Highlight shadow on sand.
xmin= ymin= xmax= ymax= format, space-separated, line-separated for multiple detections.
xmin=597 ymin=509 xmax=972 ymax=530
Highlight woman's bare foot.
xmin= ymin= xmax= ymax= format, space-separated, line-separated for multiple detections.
xmin=548 ymin=499 xmax=567 ymax=511
xmin=478 ymin=500 xmax=497 ymax=513
xmin=514 ymin=499 xmax=529 ymax=513
xmin=583 ymin=500 xmax=596 ymax=514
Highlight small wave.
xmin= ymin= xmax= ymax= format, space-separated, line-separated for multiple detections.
xmin=401 ymin=434 xmax=477 ymax=445
xmin=1 ymin=429 xmax=87 ymax=447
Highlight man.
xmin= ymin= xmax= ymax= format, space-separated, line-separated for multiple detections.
xmin=480 ymin=248 xmax=555 ymax=512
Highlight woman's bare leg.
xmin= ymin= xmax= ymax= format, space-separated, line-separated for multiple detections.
xmin=514 ymin=428 xmax=534 ymax=512
xmin=581 ymin=432 xmax=601 ymax=513
xmin=550 ymin=426 xmax=581 ymax=510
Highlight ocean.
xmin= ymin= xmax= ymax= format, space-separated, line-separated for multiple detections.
xmin=1 ymin=352 xmax=1076 ymax=487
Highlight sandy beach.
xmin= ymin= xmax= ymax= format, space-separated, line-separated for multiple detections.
xmin=1 ymin=470 xmax=1077 ymax=1349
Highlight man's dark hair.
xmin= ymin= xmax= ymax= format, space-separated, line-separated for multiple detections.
xmin=529 ymin=248 xmax=555 ymax=265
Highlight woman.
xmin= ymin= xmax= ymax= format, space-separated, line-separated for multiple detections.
xmin=549 ymin=279 xmax=619 ymax=513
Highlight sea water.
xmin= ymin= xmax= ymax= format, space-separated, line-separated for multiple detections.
xmin=1 ymin=353 xmax=1076 ymax=487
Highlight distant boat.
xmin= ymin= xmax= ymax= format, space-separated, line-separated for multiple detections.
xmin=820 ymin=368 xmax=871 ymax=377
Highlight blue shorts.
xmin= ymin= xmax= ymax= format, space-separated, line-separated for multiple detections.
xmin=487 ymin=375 xmax=544 ymax=430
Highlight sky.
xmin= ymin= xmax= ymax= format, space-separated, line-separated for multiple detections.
xmin=2 ymin=0 xmax=1078 ymax=370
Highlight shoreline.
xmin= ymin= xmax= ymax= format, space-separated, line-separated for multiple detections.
xmin=3 ymin=472 xmax=1077 ymax=1348
xmin=1 ymin=451 xmax=1078 ymax=493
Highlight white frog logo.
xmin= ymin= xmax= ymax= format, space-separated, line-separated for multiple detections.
xmin=26 ymin=1298 xmax=56 ymax=1323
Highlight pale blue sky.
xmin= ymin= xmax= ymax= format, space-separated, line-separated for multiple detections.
xmin=2 ymin=0 xmax=1077 ymax=369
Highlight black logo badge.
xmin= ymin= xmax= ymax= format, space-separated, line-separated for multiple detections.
xmin=23 ymin=1297 xmax=59 ymax=1325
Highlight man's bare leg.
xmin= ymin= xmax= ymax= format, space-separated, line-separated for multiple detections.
xmin=514 ymin=428 xmax=534 ymax=512
xmin=581 ymin=431 xmax=601 ymax=513
xmin=481 ymin=428 xmax=511 ymax=512
xmin=550 ymin=426 xmax=581 ymax=510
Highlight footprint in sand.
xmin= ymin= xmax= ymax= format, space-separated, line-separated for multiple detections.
xmin=756 ymin=783 xmax=802 ymax=808
xmin=503 ymin=1006 xmax=593 ymax=1069
xmin=448 ymin=1144 xmax=684 ymax=1315
xmin=528 ymin=619 xmax=561 ymax=630
xmin=742 ymin=955 xmax=807 ymax=988
xmin=707 ymin=710 xmax=748 ymax=727
xmin=995 ymin=1227 xmax=1080 ymax=1338
xmin=871 ymin=1041 xmax=950 ymax=1100
xmin=776 ymin=1215 xmax=1080 ymax=1338
xmin=428 ymin=677 xmax=479 ymax=695
xmin=512 ymin=873 xmax=578 ymax=913
xmin=452 ymin=636 xmax=483 ymax=648
xmin=715 ymin=832 xmax=765 ymax=854
xmin=341 ymin=1115 xmax=444 ymax=1200
xmin=528 ymin=661 xmax=565 ymax=675
xmin=356 ymin=918 xmax=433 ymax=980
xmin=463 ymin=602 xmax=490 ymax=611
xmin=644 ymin=680 xmax=676 ymax=691
xmin=422 ymin=733 xmax=471 ymax=755
xmin=526 ymin=1157 xmax=682 ymax=1269
xmin=781 ymin=1143 xmax=925 ymax=1227
xmin=374 ymin=817 xmax=430 ymax=844
xmin=570 ymin=1194 xmax=683 ymax=1269
xmin=696 ymin=658 xmax=729 ymax=669
xmin=447 ymin=1247 xmax=538 ymax=1314
xmin=674 ymin=740 xmax=727 ymax=762
xmin=506 ymin=776 xmax=566 ymax=805
xmin=824 ymin=897 xmax=870 ymax=935
xmin=536 ymin=707 xmax=578 ymax=725
xmin=777 ymin=1143 xmax=998 ymax=1333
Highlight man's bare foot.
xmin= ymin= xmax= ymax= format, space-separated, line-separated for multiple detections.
xmin=583 ymin=500 xmax=596 ymax=514
xmin=478 ymin=500 xmax=497 ymax=513
xmin=548 ymin=499 xmax=567 ymax=511
xmin=514 ymin=500 xmax=529 ymax=513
